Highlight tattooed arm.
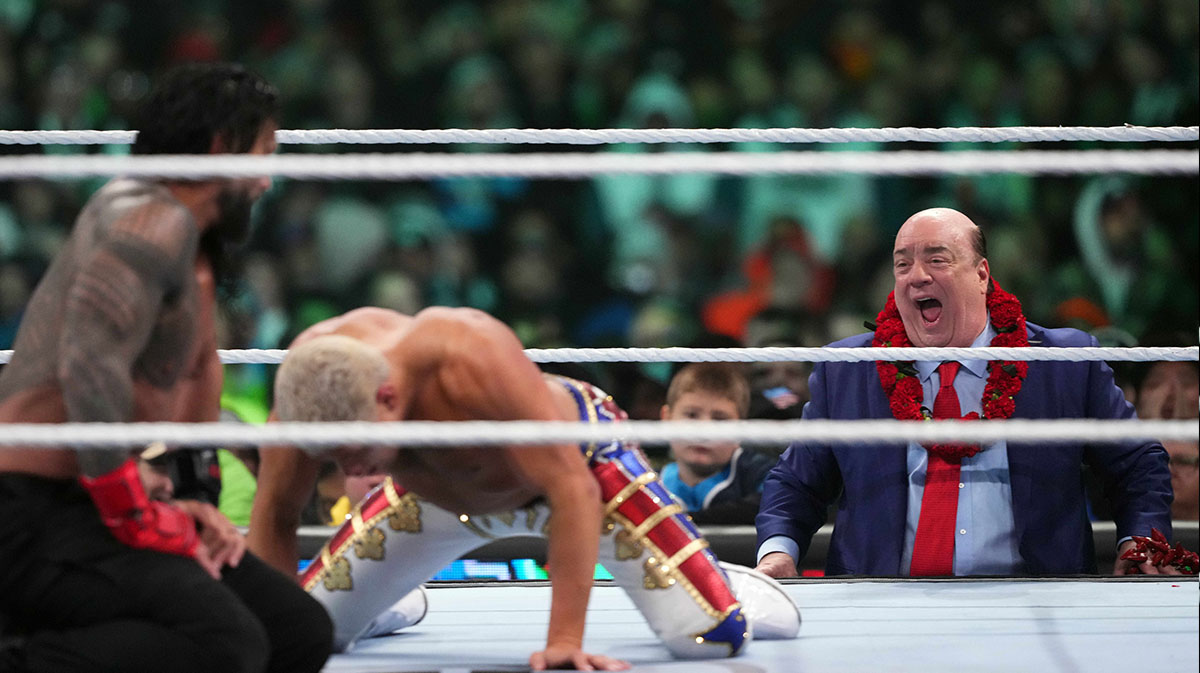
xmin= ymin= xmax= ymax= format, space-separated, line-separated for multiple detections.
xmin=167 ymin=255 xmax=222 ymax=424
xmin=59 ymin=201 xmax=199 ymax=477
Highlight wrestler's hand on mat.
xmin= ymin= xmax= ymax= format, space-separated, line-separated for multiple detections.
xmin=176 ymin=499 xmax=246 ymax=571
xmin=755 ymin=551 xmax=800 ymax=579
xmin=529 ymin=643 xmax=630 ymax=671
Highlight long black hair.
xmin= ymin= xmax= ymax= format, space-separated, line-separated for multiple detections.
xmin=132 ymin=62 xmax=278 ymax=155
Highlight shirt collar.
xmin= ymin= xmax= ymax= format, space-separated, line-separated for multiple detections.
xmin=915 ymin=316 xmax=995 ymax=382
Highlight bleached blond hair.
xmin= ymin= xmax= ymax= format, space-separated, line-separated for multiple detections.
xmin=274 ymin=335 xmax=390 ymax=422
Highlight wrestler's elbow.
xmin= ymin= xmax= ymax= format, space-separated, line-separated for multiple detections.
xmin=56 ymin=348 xmax=98 ymax=390
xmin=555 ymin=473 xmax=601 ymax=520
xmin=576 ymin=475 xmax=602 ymax=509
xmin=55 ymin=357 xmax=84 ymax=402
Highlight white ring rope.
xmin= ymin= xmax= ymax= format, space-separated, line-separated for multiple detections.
xmin=1 ymin=346 xmax=1196 ymax=366
xmin=509 ymin=345 xmax=1200 ymax=365
xmin=0 ymin=418 xmax=1194 ymax=449
xmin=0 ymin=126 xmax=1196 ymax=146
xmin=0 ymin=150 xmax=1195 ymax=180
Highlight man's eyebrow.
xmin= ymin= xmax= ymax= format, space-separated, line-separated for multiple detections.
xmin=894 ymin=244 xmax=954 ymax=258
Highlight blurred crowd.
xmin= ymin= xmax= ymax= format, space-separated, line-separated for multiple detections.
xmin=1 ymin=0 xmax=1197 ymax=424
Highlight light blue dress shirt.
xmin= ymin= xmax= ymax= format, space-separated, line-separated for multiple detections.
xmin=759 ymin=322 xmax=1025 ymax=575
xmin=899 ymin=322 xmax=1023 ymax=575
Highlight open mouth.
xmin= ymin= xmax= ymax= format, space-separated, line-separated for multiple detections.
xmin=917 ymin=298 xmax=943 ymax=325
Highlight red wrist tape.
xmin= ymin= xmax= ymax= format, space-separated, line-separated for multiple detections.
xmin=79 ymin=457 xmax=199 ymax=558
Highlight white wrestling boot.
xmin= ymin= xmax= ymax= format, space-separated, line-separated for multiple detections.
xmin=358 ymin=586 xmax=429 ymax=639
xmin=719 ymin=562 xmax=801 ymax=640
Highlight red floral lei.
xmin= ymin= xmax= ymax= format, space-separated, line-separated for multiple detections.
xmin=873 ymin=281 xmax=1029 ymax=460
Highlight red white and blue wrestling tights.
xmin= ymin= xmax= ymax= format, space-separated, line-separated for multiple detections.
xmin=301 ymin=376 xmax=750 ymax=657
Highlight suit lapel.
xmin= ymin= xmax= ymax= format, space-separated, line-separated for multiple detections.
xmin=1008 ymin=323 xmax=1045 ymax=564
xmin=866 ymin=367 xmax=908 ymax=574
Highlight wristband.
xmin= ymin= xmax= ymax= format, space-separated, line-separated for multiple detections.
xmin=79 ymin=457 xmax=199 ymax=558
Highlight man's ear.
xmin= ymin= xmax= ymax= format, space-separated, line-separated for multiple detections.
xmin=208 ymin=132 xmax=230 ymax=155
xmin=660 ymin=404 xmax=672 ymax=421
xmin=977 ymin=257 xmax=990 ymax=290
xmin=376 ymin=383 xmax=397 ymax=412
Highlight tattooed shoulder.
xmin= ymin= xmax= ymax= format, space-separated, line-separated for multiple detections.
xmin=87 ymin=184 xmax=199 ymax=294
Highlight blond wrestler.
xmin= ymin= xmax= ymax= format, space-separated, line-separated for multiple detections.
xmin=250 ymin=307 xmax=797 ymax=670
xmin=0 ymin=64 xmax=332 ymax=673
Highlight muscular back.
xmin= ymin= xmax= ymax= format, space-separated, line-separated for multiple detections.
xmin=0 ymin=179 xmax=204 ymax=476
xmin=252 ymin=306 xmax=599 ymax=575
xmin=297 ymin=307 xmax=579 ymax=513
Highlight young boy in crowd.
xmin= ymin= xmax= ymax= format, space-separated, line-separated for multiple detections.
xmin=660 ymin=363 xmax=777 ymax=525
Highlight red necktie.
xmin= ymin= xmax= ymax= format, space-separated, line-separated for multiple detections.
xmin=910 ymin=361 xmax=963 ymax=577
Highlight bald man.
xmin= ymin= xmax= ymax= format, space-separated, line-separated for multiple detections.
xmin=755 ymin=208 xmax=1173 ymax=579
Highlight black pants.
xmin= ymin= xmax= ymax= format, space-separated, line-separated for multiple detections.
xmin=0 ymin=474 xmax=333 ymax=673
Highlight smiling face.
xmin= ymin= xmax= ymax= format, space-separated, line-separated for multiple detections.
xmin=892 ymin=209 xmax=991 ymax=348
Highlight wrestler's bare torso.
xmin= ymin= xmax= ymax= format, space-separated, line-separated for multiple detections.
xmin=0 ymin=179 xmax=219 ymax=478
xmin=289 ymin=307 xmax=581 ymax=515
xmin=251 ymin=306 xmax=611 ymax=666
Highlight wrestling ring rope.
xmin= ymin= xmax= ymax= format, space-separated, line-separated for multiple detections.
xmin=3 ymin=344 xmax=1199 ymax=365
xmin=3 ymin=343 xmax=1195 ymax=447
xmin=2 ymin=124 xmax=1197 ymax=145
xmin=1 ymin=124 xmax=1196 ymax=673
xmin=0 ymin=148 xmax=1197 ymax=179
xmin=0 ymin=418 xmax=1196 ymax=448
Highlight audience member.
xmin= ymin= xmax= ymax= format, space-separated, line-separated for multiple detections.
xmin=659 ymin=363 xmax=775 ymax=525
xmin=1133 ymin=345 xmax=1199 ymax=521
xmin=1165 ymin=441 xmax=1200 ymax=521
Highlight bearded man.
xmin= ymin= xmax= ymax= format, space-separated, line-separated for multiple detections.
xmin=0 ymin=63 xmax=332 ymax=673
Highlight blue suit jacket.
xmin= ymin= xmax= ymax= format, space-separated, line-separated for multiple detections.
xmin=755 ymin=322 xmax=1172 ymax=575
